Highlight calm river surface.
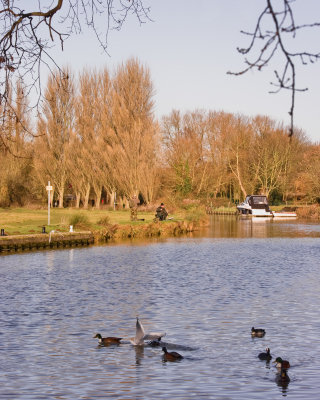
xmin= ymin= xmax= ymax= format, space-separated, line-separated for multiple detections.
xmin=1 ymin=216 xmax=320 ymax=399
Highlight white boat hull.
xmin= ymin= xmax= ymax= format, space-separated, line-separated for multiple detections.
xmin=252 ymin=209 xmax=273 ymax=217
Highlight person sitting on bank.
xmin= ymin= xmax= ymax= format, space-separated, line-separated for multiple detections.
xmin=155 ymin=203 xmax=168 ymax=221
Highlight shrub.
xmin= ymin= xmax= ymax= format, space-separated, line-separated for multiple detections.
xmin=69 ymin=213 xmax=90 ymax=228
xmin=184 ymin=206 xmax=206 ymax=224
xmin=97 ymin=216 xmax=111 ymax=226
xmin=296 ymin=205 xmax=320 ymax=219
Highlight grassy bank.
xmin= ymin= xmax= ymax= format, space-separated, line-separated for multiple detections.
xmin=1 ymin=203 xmax=318 ymax=241
xmin=0 ymin=206 xmax=208 ymax=238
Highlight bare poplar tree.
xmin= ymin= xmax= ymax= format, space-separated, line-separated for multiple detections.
xmin=34 ymin=68 xmax=74 ymax=207
xmin=110 ymin=58 xmax=157 ymax=202
xmin=95 ymin=68 xmax=119 ymax=207
xmin=67 ymin=133 xmax=87 ymax=208
xmin=74 ymin=69 xmax=99 ymax=208
xmin=0 ymin=80 xmax=32 ymax=206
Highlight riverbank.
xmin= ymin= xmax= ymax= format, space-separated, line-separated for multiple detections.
xmin=0 ymin=207 xmax=158 ymax=236
xmin=0 ymin=207 xmax=206 ymax=253
xmin=0 ymin=220 xmax=199 ymax=253
xmin=0 ymin=231 xmax=94 ymax=253
xmin=1 ymin=204 xmax=319 ymax=253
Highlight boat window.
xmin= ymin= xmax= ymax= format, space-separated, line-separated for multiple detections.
xmin=252 ymin=196 xmax=268 ymax=204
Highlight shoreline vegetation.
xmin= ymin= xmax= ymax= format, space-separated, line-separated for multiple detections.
xmin=1 ymin=203 xmax=320 ymax=236
xmin=0 ymin=205 xmax=209 ymax=248
xmin=0 ymin=205 xmax=209 ymax=253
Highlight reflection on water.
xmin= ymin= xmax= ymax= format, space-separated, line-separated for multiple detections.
xmin=1 ymin=217 xmax=320 ymax=399
xmin=197 ymin=215 xmax=320 ymax=238
xmin=275 ymin=370 xmax=290 ymax=395
xmin=134 ymin=345 xmax=145 ymax=366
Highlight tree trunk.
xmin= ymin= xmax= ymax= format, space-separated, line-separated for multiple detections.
xmin=94 ymin=187 xmax=102 ymax=209
xmin=58 ymin=188 xmax=64 ymax=208
xmin=109 ymin=190 xmax=116 ymax=207
xmin=75 ymin=192 xmax=81 ymax=208
xmin=119 ymin=196 xmax=129 ymax=209
xmin=82 ymin=183 xmax=90 ymax=209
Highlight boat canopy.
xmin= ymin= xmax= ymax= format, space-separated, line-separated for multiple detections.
xmin=249 ymin=196 xmax=268 ymax=205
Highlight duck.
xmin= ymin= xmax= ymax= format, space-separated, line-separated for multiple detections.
xmin=93 ymin=333 xmax=122 ymax=345
xmin=276 ymin=368 xmax=290 ymax=384
xmin=130 ymin=317 xmax=166 ymax=346
xmin=251 ymin=327 xmax=266 ymax=337
xmin=258 ymin=347 xmax=272 ymax=360
xmin=274 ymin=357 xmax=290 ymax=369
xmin=148 ymin=337 xmax=162 ymax=347
xmin=162 ymin=347 xmax=183 ymax=361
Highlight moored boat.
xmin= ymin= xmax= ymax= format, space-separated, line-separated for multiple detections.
xmin=237 ymin=195 xmax=273 ymax=217
xmin=237 ymin=195 xmax=297 ymax=218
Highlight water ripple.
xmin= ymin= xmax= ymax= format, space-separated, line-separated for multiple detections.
xmin=1 ymin=222 xmax=320 ymax=399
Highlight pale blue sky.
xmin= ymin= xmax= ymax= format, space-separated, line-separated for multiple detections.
xmin=49 ymin=0 xmax=320 ymax=142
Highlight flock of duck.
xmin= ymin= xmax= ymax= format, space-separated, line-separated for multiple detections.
xmin=251 ymin=327 xmax=291 ymax=385
xmin=94 ymin=317 xmax=186 ymax=362
xmin=93 ymin=321 xmax=291 ymax=381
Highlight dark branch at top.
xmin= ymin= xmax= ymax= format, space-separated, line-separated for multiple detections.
xmin=228 ymin=0 xmax=320 ymax=137
xmin=0 ymin=0 xmax=151 ymax=119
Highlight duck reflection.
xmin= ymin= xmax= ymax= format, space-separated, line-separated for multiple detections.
xmin=134 ymin=345 xmax=144 ymax=366
xmin=275 ymin=368 xmax=290 ymax=392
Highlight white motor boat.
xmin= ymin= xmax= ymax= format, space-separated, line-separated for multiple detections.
xmin=237 ymin=195 xmax=273 ymax=217
xmin=237 ymin=195 xmax=297 ymax=218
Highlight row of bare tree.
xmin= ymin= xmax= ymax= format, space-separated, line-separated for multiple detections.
xmin=36 ymin=58 xmax=157 ymax=208
xmin=161 ymin=110 xmax=319 ymax=203
xmin=0 ymin=58 xmax=319 ymax=208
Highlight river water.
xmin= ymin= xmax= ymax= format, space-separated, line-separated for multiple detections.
xmin=0 ymin=216 xmax=320 ymax=399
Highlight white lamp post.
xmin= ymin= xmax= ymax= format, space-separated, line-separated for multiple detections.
xmin=45 ymin=181 xmax=53 ymax=225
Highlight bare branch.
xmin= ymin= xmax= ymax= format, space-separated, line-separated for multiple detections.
xmin=228 ymin=0 xmax=320 ymax=137
xmin=0 ymin=0 xmax=151 ymax=144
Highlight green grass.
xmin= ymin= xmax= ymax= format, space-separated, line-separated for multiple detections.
xmin=0 ymin=207 xmax=184 ymax=236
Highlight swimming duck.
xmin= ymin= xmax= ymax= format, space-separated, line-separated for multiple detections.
xmin=148 ymin=337 xmax=162 ymax=347
xmin=93 ymin=333 xmax=122 ymax=345
xmin=258 ymin=347 xmax=272 ymax=360
xmin=130 ymin=317 xmax=166 ymax=346
xmin=162 ymin=347 xmax=183 ymax=361
xmin=274 ymin=357 xmax=290 ymax=369
xmin=251 ymin=327 xmax=266 ymax=337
